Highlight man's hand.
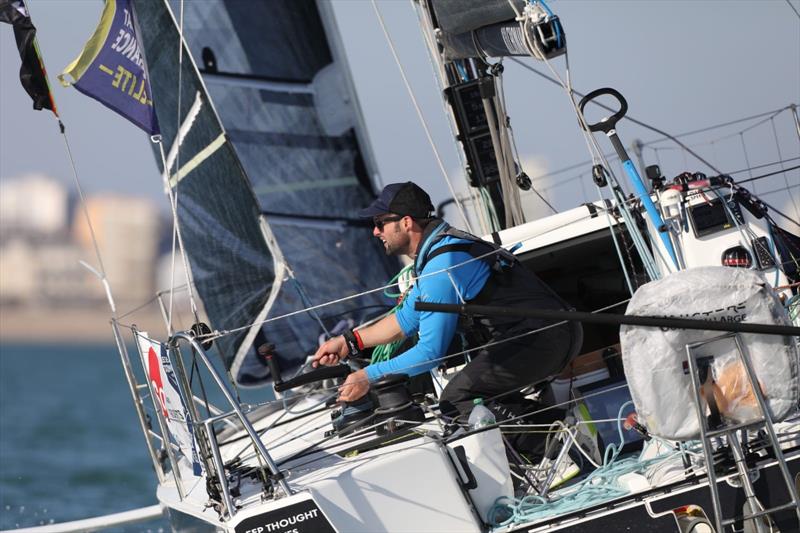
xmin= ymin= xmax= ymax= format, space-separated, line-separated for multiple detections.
xmin=338 ymin=368 xmax=370 ymax=403
xmin=311 ymin=335 xmax=348 ymax=368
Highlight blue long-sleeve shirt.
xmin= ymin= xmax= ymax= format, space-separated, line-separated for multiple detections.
xmin=364 ymin=222 xmax=491 ymax=382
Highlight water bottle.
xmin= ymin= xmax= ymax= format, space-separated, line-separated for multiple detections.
xmin=468 ymin=398 xmax=495 ymax=429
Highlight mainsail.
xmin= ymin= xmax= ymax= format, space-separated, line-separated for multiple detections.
xmin=134 ymin=0 xmax=398 ymax=385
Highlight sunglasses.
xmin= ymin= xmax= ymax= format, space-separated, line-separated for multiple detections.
xmin=373 ymin=215 xmax=404 ymax=230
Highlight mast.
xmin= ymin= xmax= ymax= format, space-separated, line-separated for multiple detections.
xmin=412 ymin=0 xmax=565 ymax=230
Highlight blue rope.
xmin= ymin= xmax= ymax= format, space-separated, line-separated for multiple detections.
xmin=767 ymin=222 xmax=780 ymax=287
xmin=455 ymin=61 xmax=469 ymax=82
xmin=528 ymin=0 xmax=563 ymax=49
xmin=488 ymin=402 xmax=690 ymax=526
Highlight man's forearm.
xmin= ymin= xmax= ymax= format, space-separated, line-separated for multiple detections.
xmin=355 ymin=314 xmax=404 ymax=348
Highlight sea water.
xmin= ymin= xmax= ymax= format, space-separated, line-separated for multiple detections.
xmin=0 ymin=343 xmax=169 ymax=531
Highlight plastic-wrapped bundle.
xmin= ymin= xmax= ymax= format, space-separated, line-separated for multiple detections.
xmin=620 ymin=267 xmax=799 ymax=440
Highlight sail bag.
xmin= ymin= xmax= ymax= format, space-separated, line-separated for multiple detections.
xmin=620 ymin=267 xmax=799 ymax=440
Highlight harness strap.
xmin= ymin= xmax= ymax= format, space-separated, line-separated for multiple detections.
xmin=423 ymin=242 xmax=503 ymax=306
xmin=423 ymin=242 xmax=496 ymax=265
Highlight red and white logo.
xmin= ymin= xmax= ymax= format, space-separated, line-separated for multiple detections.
xmin=148 ymin=346 xmax=168 ymax=418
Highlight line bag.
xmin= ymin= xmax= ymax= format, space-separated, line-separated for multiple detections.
xmin=620 ymin=266 xmax=799 ymax=440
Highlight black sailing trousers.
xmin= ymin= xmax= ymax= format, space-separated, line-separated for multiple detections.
xmin=438 ymin=320 xmax=583 ymax=419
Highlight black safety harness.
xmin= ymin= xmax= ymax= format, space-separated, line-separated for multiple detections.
xmin=414 ymin=221 xmax=571 ymax=350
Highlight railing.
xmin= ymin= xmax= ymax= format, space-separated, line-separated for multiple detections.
xmin=169 ymin=332 xmax=293 ymax=509
xmin=112 ymin=321 xmax=291 ymax=521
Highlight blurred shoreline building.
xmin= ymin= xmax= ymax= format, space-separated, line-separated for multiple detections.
xmin=0 ymin=174 xmax=162 ymax=308
xmin=72 ymin=194 xmax=161 ymax=304
xmin=0 ymin=174 xmax=68 ymax=235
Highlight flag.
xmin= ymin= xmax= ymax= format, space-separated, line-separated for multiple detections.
xmin=59 ymin=0 xmax=159 ymax=135
xmin=0 ymin=0 xmax=58 ymax=115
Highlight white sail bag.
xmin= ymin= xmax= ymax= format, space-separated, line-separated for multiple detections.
xmin=620 ymin=267 xmax=799 ymax=440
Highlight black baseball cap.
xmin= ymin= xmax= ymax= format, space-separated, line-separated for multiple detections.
xmin=358 ymin=181 xmax=434 ymax=219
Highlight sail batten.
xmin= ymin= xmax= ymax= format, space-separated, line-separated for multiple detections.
xmin=136 ymin=0 xmax=398 ymax=385
xmin=203 ymin=73 xmax=317 ymax=94
xmin=133 ymin=0 xmax=283 ymax=375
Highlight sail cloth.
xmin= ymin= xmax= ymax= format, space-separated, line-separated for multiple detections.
xmin=430 ymin=0 xmax=527 ymax=35
xmin=429 ymin=0 xmax=563 ymax=60
xmin=133 ymin=0 xmax=397 ymax=386
xmin=0 ymin=0 xmax=58 ymax=114
xmin=130 ymin=0 xmax=278 ymax=385
xmin=59 ymin=0 xmax=158 ymax=135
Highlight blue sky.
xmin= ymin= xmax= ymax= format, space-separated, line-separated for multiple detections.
xmin=2 ymin=0 xmax=798 ymax=225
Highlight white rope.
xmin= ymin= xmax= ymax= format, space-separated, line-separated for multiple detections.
xmin=514 ymin=12 xmax=646 ymax=290
xmin=123 ymin=297 xmax=631 ymax=432
xmin=369 ymin=0 xmax=473 ymax=232
xmin=57 ymin=126 xmax=118 ymax=314
xmin=165 ymin=0 xmax=201 ymax=330
xmin=496 ymin=71 xmax=557 ymax=216
xmin=25 ymin=0 xmax=120 ymax=316
xmin=155 ymin=139 xmax=201 ymax=333
xmin=521 ymin=15 xmax=662 ymax=280
xmin=189 ymin=205 xmax=615 ymax=340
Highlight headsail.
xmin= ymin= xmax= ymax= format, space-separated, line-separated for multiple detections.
xmin=133 ymin=0 xmax=398 ymax=385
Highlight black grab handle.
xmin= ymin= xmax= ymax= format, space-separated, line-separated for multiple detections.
xmin=273 ymin=364 xmax=351 ymax=393
xmin=578 ymin=87 xmax=628 ymax=133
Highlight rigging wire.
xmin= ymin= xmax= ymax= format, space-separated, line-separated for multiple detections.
xmin=168 ymin=0 xmax=243 ymax=409
xmin=725 ymin=156 xmax=800 ymax=176
xmin=22 ymin=2 xmax=119 ymax=317
xmin=369 ymin=0 xmax=473 ymax=233
xmin=115 ymin=285 xmax=190 ymax=322
xmin=508 ymin=57 xmax=723 ymax=174
xmin=517 ymin=10 xmax=662 ymax=281
xmin=495 ymin=70 xmax=558 ymax=215
xmin=59 ymin=129 xmax=116 ymax=313
xmin=770 ymin=117 xmax=800 ymax=216
xmin=489 ymin=65 xmax=532 ymax=225
xmin=119 ymin=168 xmax=797 ymax=347
xmin=739 ymin=133 xmax=756 ymax=191
xmin=503 ymin=3 xmax=646 ymax=289
xmin=737 ymin=164 xmax=800 ymax=186
xmin=127 ymin=299 xmax=800 ymax=486
xmin=785 ymin=0 xmax=800 ymax=19
xmin=698 ymin=165 xmax=800 ymax=232
xmin=645 ymin=106 xmax=790 ymax=150
xmin=530 ymin=106 xmax=794 ymax=186
xmin=116 ymin=290 xmax=637 ymax=424
xmin=167 ymin=0 xmax=189 ymax=332
xmin=156 ymin=140 xmax=201 ymax=333
xmin=163 ymin=206 xmax=620 ymax=341
xmin=645 ymin=106 xmax=794 ymax=144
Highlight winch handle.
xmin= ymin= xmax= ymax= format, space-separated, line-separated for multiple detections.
xmin=578 ymin=87 xmax=628 ymax=133
xmin=273 ymin=364 xmax=351 ymax=393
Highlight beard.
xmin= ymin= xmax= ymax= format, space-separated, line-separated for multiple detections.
xmin=382 ymin=225 xmax=406 ymax=256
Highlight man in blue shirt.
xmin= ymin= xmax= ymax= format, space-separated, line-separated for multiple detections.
xmin=312 ymin=182 xmax=581 ymax=419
